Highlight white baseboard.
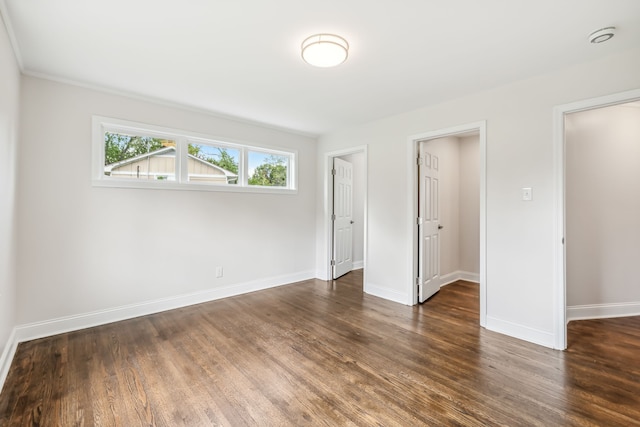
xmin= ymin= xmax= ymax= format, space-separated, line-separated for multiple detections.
xmin=364 ymin=283 xmax=410 ymax=305
xmin=315 ymin=262 xmax=364 ymax=281
xmin=440 ymin=270 xmax=480 ymax=287
xmin=567 ymin=301 xmax=640 ymax=322
xmin=486 ymin=316 xmax=555 ymax=349
xmin=13 ymin=270 xmax=315 ymax=344
xmin=315 ymin=269 xmax=328 ymax=281
xmin=0 ymin=328 xmax=18 ymax=393
xmin=362 ymin=271 xmax=479 ymax=307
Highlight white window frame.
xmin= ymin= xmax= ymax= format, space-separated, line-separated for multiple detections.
xmin=246 ymin=148 xmax=294 ymax=189
xmin=92 ymin=116 xmax=297 ymax=193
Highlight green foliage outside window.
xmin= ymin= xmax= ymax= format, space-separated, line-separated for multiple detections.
xmin=104 ymin=131 xmax=288 ymax=187
xmin=104 ymin=132 xmax=165 ymax=165
xmin=248 ymin=155 xmax=287 ymax=187
xmin=188 ymin=144 xmax=239 ymax=174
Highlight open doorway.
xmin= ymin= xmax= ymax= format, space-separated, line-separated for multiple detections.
xmin=324 ymin=146 xmax=367 ymax=285
xmin=417 ymin=133 xmax=480 ymax=302
xmin=409 ymin=122 xmax=487 ymax=326
xmin=554 ymin=89 xmax=640 ymax=349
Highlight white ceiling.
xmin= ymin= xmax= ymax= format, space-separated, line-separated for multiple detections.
xmin=2 ymin=0 xmax=639 ymax=136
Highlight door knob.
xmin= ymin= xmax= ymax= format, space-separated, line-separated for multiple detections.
xmin=350 ymin=220 xmax=355 ymax=224
xmin=438 ymin=225 xmax=444 ymax=230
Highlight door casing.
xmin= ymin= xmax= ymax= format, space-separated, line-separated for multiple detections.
xmin=552 ymin=88 xmax=640 ymax=350
xmin=408 ymin=121 xmax=487 ymax=326
xmin=323 ymin=146 xmax=368 ymax=285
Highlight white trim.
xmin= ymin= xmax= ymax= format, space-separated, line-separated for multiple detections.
xmin=0 ymin=328 xmax=18 ymax=393
xmin=408 ymin=121 xmax=487 ymax=325
xmin=567 ymin=302 xmax=640 ymax=322
xmin=552 ymin=101 xmax=567 ymax=350
xmin=479 ymin=123 xmax=487 ymax=327
xmin=440 ymin=270 xmax=480 ymax=287
xmin=352 ymin=260 xmax=364 ymax=270
xmin=553 ymin=88 xmax=640 ymax=350
xmin=323 ymin=146 xmax=368 ymax=288
xmin=364 ymin=283 xmax=409 ymax=305
xmin=12 ymin=270 xmax=314 ymax=344
xmin=93 ymin=116 xmax=297 ymax=193
xmin=486 ymin=316 xmax=556 ymax=349
xmin=458 ymin=271 xmax=480 ymax=283
xmin=92 ymin=178 xmax=296 ymax=194
xmin=21 ymin=68 xmax=318 ymax=138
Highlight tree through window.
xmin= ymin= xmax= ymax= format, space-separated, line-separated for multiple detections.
xmin=248 ymin=152 xmax=289 ymax=187
xmin=94 ymin=116 xmax=296 ymax=192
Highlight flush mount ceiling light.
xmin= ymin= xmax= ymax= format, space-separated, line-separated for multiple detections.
xmin=589 ymin=27 xmax=616 ymax=44
xmin=301 ymin=34 xmax=349 ymax=67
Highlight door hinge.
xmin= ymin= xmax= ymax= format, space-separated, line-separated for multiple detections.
xmin=417 ymin=156 xmax=423 ymax=165
xmin=416 ymin=277 xmax=421 ymax=286
xmin=331 ymin=168 xmax=337 ymax=175
xmin=331 ymin=260 xmax=336 ymax=266
xmin=562 ymin=237 xmax=565 ymax=244
xmin=417 ymin=217 xmax=423 ymax=225
xmin=332 ymin=214 xmax=336 ymax=221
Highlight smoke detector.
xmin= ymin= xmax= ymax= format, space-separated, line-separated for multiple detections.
xmin=589 ymin=27 xmax=616 ymax=44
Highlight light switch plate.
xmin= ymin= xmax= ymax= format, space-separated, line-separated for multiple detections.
xmin=522 ymin=187 xmax=532 ymax=201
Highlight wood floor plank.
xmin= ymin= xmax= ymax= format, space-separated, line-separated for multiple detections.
xmin=1 ymin=270 xmax=640 ymax=426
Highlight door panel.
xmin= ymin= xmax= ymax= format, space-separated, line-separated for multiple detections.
xmin=418 ymin=142 xmax=442 ymax=302
xmin=333 ymin=158 xmax=354 ymax=279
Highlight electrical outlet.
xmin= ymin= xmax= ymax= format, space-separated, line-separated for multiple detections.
xmin=215 ymin=266 xmax=223 ymax=278
xmin=522 ymin=187 xmax=532 ymax=201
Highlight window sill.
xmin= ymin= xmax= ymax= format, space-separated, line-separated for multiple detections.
xmin=92 ymin=179 xmax=298 ymax=194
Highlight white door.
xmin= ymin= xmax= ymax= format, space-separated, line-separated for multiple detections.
xmin=418 ymin=142 xmax=442 ymax=302
xmin=333 ymin=158 xmax=354 ymax=279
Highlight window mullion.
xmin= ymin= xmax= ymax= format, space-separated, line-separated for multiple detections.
xmin=177 ymin=138 xmax=188 ymax=184
xmin=93 ymin=116 xmax=296 ymax=192
xmin=240 ymin=148 xmax=248 ymax=187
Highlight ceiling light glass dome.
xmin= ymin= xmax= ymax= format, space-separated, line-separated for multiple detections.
xmin=301 ymin=34 xmax=349 ymax=68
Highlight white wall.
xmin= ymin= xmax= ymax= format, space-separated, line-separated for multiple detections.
xmin=459 ymin=135 xmax=480 ymax=274
xmin=316 ymin=47 xmax=640 ymax=347
xmin=0 ymin=11 xmax=20 ymax=370
xmin=16 ymin=76 xmax=317 ymax=326
xmin=337 ymin=152 xmax=365 ymax=267
xmin=566 ymin=103 xmax=640 ymax=307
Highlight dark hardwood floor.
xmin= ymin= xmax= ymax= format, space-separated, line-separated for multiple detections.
xmin=1 ymin=270 xmax=639 ymax=426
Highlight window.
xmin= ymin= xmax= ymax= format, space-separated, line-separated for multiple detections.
xmin=248 ymin=150 xmax=290 ymax=188
xmin=92 ymin=117 xmax=297 ymax=192
xmin=104 ymin=131 xmax=177 ymax=181
xmin=187 ymin=143 xmax=239 ymax=185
